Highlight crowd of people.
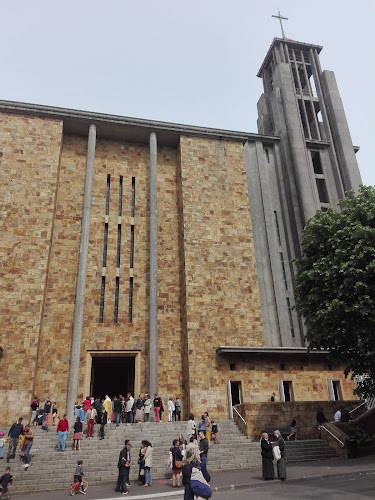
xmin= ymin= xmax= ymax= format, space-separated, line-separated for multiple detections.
xmin=1 ymin=394 xmax=353 ymax=498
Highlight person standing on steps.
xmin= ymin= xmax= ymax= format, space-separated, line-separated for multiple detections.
xmin=103 ymin=395 xmax=112 ymax=422
xmin=56 ymin=414 xmax=69 ymax=451
xmin=113 ymin=396 xmax=122 ymax=426
xmin=98 ymin=404 xmax=107 ymax=440
xmin=42 ymin=398 xmax=52 ymax=429
xmin=52 ymin=402 xmax=59 ymax=426
xmin=273 ymin=430 xmax=286 ymax=481
xmin=174 ymin=396 xmax=182 ymax=421
xmin=287 ymin=416 xmax=297 ymax=441
xmin=186 ymin=414 xmax=197 ymax=440
xmin=30 ymin=397 xmax=38 ymax=426
xmin=153 ymin=394 xmax=161 ymax=422
xmin=73 ymin=416 xmax=83 ymax=451
xmin=125 ymin=392 xmax=134 ymax=425
xmin=204 ymin=412 xmax=211 ymax=443
xmin=198 ymin=415 xmax=206 ymax=436
xmin=198 ymin=431 xmax=208 ymax=466
xmin=6 ymin=418 xmax=23 ymax=463
xmin=86 ymin=405 xmax=97 ymax=438
xmin=143 ymin=394 xmax=151 ymax=423
xmin=167 ymin=398 xmax=175 ymax=422
xmin=210 ymin=421 xmax=219 ymax=444
xmin=22 ymin=425 xmax=33 ymax=469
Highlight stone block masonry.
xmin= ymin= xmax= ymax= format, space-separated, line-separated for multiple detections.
xmin=179 ymin=136 xmax=265 ymax=417
xmin=0 ymin=113 xmax=63 ymax=423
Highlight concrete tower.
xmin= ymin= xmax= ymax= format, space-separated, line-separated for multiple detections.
xmin=256 ymin=38 xmax=362 ymax=257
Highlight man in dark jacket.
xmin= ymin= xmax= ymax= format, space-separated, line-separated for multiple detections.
xmin=198 ymin=431 xmax=209 ymax=466
xmin=115 ymin=439 xmax=131 ymax=494
xmin=7 ymin=418 xmax=23 ymax=463
xmin=113 ymin=396 xmax=122 ymax=427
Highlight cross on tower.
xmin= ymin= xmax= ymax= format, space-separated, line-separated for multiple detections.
xmin=272 ymin=9 xmax=288 ymax=39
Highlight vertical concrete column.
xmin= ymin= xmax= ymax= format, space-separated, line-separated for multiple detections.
xmin=66 ymin=124 xmax=96 ymax=424
xmin=149 ymin=132 xmax=158 ymax=399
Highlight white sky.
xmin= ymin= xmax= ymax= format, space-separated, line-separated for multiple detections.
xmin=1 ymin=0 xmax=374 ymax=185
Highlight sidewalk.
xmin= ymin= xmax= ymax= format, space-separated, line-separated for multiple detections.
xmin=15 ymin=455 xmax=375 ymax=499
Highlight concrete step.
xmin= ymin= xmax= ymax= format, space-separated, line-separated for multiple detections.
xmin=4 ymin=420 xmax=339 ymax=494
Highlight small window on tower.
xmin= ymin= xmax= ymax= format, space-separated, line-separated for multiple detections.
xmin=311 ymin=151 xmax=323 ymax=174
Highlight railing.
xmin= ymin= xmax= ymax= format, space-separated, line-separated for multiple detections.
xmin=232 ymin=406 xmax=246 ymax=426
xmin=318 ymin=425 xmax=345 ymax=447
xmin=349 ymin=401 xmax=367 ymax=415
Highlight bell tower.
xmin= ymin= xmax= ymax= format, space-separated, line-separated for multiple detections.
xmin=256 ymin=37 xmax=362 ymax=253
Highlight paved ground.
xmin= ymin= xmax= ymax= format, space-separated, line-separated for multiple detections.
xmin=12 ymin=455 xmax=375 ymax=499
xmin=211 ymin=473 xmax=375 ymax=499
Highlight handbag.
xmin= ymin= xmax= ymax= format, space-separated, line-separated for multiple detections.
xmin=190 ymin=464 xmax=212 ymax=498
xmin=175 ymin=460 xmax=183 ymax=468
xmin=273 ymin=445 xmax=281 ymax=461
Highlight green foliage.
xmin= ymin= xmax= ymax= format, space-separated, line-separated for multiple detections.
xmin=294 ymin=186 xmax=375 ymax=399
xmin=346 ymin=426 xmax=373 ymax=446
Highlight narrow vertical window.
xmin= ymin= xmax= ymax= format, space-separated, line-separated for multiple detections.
xmin=114 ymin=176 xmax=123 ymax=323
xmin=286 ymin=298 xmax=295 ymax=337
xmin=128 ymin=177 xmax=135 ymax=323
xmin=99 ymin=174 xmax=111 ymax=323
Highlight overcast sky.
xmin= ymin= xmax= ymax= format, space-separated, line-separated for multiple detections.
xmin=1 ymin=0 xmax=373 ymax=186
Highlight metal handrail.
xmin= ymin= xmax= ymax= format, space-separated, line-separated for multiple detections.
xmin=349 ymin=401 xmax=366 ymax=414
xmin=318 ymin=425 xmax=345 ymax=447
xmin=232 ymin=406 xmax=247 ymax=426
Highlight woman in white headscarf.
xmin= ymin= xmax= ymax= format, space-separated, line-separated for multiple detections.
xmin=273 ymin=430 xmax=286 ymax=481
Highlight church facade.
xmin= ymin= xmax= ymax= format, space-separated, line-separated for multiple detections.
xmin=0 ymin=37 xmax=362 ymax=424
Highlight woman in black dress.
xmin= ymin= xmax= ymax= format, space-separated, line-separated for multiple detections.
xmin=260 ymin=431 xmax=274 ymax=480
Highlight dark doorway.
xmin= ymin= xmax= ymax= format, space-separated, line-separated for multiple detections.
xmin=230 ymin=382 xmax=242 ymax=406
xmin=90 ymin=356 xmax=135 ymax=399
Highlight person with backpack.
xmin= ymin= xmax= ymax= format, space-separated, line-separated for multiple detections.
xmin=182 ymin=447 xmax=211 ymax=500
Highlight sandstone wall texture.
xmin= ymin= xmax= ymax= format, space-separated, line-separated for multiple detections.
xmin=0 ymin=115 xmax=357 ymax=425
xmin=178 ymin=136 xmax=265 ymax=418
xmin=0 ymin=113 xmax=63 ymax=423
xmin=235 ymin=400 xmax=361 ymax=440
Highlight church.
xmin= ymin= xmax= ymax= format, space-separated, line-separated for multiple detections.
xmin=0 ymin=34 xmax=362 ymax=424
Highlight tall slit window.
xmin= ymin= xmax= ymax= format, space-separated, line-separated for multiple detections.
xmin=310 ymin=150 xmax=330 ymax=208
xmin=99 ymin=174 xmax=111 ymax=323
xmin=114 ymin=176 xmax=123 ymax=323
xmin=128 ymin=177 xmax=135 ymax=323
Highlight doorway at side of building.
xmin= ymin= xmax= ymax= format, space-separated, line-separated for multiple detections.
xmin=84 ymin=351 xmax=141 ymax=400
xmin=228 ymin=381 xmax=242 ymax=419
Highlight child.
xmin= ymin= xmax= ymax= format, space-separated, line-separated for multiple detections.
xmin=0 ymin=433 xmax=6 ymax=459
xmin=0 ymin=467 xmax=13 ymax=499
xmin=52 ymin=402 xmax=59 ymax=425
xmin=211 ymin=420 xmax=219 ymax=444
xmin=73 ymin=460 xmax=85 ymax=494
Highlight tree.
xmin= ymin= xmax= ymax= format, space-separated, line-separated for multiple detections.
xmin=294 ymin=185 xmax=375 ymax=399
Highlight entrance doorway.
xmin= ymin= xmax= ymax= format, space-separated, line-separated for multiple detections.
xmin=90 ymin=356 xmax=135 ymax=398
xmin=228 ymin=381 xmax=242 ymax=419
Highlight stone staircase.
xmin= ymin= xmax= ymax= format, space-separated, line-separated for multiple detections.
xmin=1 ymin=420 xmax=338 ymax=494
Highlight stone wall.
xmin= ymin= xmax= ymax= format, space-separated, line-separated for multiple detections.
xmin=179 ymin=136 xmax=265 ymax=418
xmin=33 ymin=136 xmax=184 ymax=413
xmin=0 ymin=113 xmax=63 ymax=423
xmin=234 ymin=400 xmax=361 ymax=440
